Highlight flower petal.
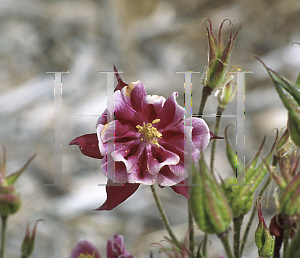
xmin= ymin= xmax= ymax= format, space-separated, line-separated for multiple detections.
xmin=120 ymin=81 xmax=147 ymax=114
xmin=94 ymin=180 xmax=140 ymax=211
xmin=107 ymin=234 xmax=135 ymax=258
xmin=187 ymin=118 xmax=210 ymax=151
xmin=142 ymin=95 xmax=166 ymax=121
xmin=158 ymin=92 xmax=185 ymax=128
xmin=157 ymin=166 xmax=188 ymax=186
xmin=170 ymin=180 xmax=189 ymax=198
xmin=146 ymin=144 xmax=180 ymax=176
xmin=69 ymin=134 xmax=103 ymax=159
xmin=69 ymin=240 xmax=101 ymax=258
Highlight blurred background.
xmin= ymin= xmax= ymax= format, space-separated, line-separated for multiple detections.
xmin=1 ymin=0 xmax=300 ymax=257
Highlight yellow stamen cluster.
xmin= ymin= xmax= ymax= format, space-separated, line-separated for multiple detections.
xmin=136 ymin=119 xmax=162 ymax=147
xmin=77 ymin=251 xmax=97 ymax=258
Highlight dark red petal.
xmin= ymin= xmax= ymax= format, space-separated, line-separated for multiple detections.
xmin=94 ymin=180 xmax=140 ymax=211
xmin=69 ymin=133 xmax=103 ymax=159
xmin=170 ymin=180 xmax=189 ymax=198
xmin=114 ymin=65 xmax=128 ymax=92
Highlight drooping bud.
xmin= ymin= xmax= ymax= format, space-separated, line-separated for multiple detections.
xmin=21 ymin=219 xmax=45 ymax=258
xmin=202 ymin=19 xmax=242 ymax=90
xmin=190 ymin=155 xmax=232 ymax=234
xmin=254 ymin=197 xmax=274 ymax=258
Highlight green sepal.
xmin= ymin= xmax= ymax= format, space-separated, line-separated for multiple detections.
xmin=287 ymin=223 xmax=300 ymax=258
xmin=5 ymin=153 xmax=36 ymax=186
xmin=295 ymin=71 xmax=300 ymax=88
xmin=223 ymin=132 xmax=277 ymax=218
xmin=267 ymin=68 xmax=300 ymax=105
xmin=280 ymin=170 xmax=300 ymax=216
xmin=190 ymin=156 xmax=232 ymax=234
xmin=288 ymin=113 xmax=300 ymax=146
xmin=224 ymin=125 xmax=244 ymax=178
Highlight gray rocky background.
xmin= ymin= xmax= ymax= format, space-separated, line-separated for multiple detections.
xmin=1 ymin=0 xmax=300 ymax=257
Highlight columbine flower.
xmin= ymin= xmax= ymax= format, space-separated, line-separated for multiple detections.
xmin=107 ymin=234 xmax=135 ymax=258
xmin=69 ymin=240 xmax=101 ymax=258
xmin=69 ymin=234 xmax=134 ymax=258
xmin=70 ymin=69 xmax=211 ymax=210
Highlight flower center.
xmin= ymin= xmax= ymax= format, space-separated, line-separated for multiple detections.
xmin=136 ymin=119 xmax=162 ymax=147
xmin=77 ymin=252 xmax=97 ymax=258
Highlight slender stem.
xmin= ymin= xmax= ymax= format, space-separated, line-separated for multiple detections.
xmin=217 ymin=231 xmax=234 ymax=258
xmin=202 ymin=233 xmax=208 ymax=258
xmin=233 ymin=215 xmax=243 ymax=258
xmin=198 ymin=86 xmax=213 ymax=115
xmin=210 ymin=106 xmax=224 ymax=173
xmin=150 ymin=185 xmax=181 ymax=249
xmin=0 ymin=216 xmax=8 ymax=258
xmin=240 ymin=175 xmax=272 ymax=256
xmin=283 ymin=220 xmax=291 ymax=258
xmin=188 ymin=206 xmax=194 ymax=255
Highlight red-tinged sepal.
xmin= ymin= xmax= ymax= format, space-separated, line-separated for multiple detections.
xmin=114 ymin=65 xmax=128 ymax=92
xmin=170 ymin=180 xmax=188 ymax=198
xmin=69 ymin=133 xmax=103 ymax=159
xmin=94 ymin=180 xmax=140 ymax=211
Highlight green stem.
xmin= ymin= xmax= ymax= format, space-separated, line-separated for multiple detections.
xmin=188 ymin=206 xmax=194 ymax=255
xmin=150 ymin=185 xmax=181 ymax=249
xmin=283 ymin=219 xmax=291 ymax=258
xmin=0 ymin=216 xmax=7 ymax=258
xmin=198 ymin=86 xmax=213 ymax=115
xmin=217 ymin=230 xmax=234 ymax=258
xmin=210 ymin=106 xmax=224 ymax=173
xmin=202 ymin=233 xmax=208 ymax=258
xmin=240 ymin=175 xmax=272 ymax=256
xmin=233 ymin=215 xmax=243 ymax=258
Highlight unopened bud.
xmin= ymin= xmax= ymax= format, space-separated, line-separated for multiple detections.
xmin=254 ymin=197 xmax=274 ymax=258
xmin=202 ymin=19 xmax=241 ymax=90
xmin=190 ymin=156 xmax=232 ymax=234
xmin=0 ymin=185 xmax=21 ymax=216
xmin=21 ymin=219 xmax=45 ymax=258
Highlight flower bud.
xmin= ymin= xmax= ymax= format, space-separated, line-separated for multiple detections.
xmin=216 ymin=66 xmax=240 ymax=109
xmin=257 ymin=58 xmax=300 ymax=147
xmin=223 ymin=126 xmax=277 ymax=218
xmin=21 ymin=219 xmax=45 ymax=258
xmin=279 ymin=170 xmax=300 ymax=217
xmin=254 ymin=197 xmax=274 ymax=258
xmin=0 ymin=146 xmax=35 ymax=217
xmin=190 ymin=155 xmax=232 ymax=234
xmin=202 ymin=19 xmax=241 ymax=90
xmin=0 ymin=185 xmax=21 ymax=216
